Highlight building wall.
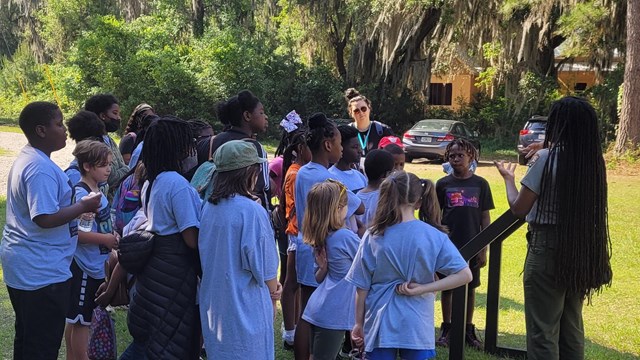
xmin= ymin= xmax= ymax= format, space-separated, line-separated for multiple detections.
xmin=557 ymin=70 xmax=598 ymax=93
xmin=429 ymin=74 xmax=478 ymax=111
xmin=429 ymin=65 xmax=599 ymax=110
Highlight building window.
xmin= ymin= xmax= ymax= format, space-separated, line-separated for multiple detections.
xmin=574 ymin=83 xmax=587 ymax=92
xmin=429 ymin=83 xmax=453 ymax=106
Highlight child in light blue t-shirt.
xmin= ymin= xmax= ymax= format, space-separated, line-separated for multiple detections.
xmin=64 ymin=139 xmax=119 ymax=359
xmin=294 ymin=113 xmax=364 ymax=359
xmin=300 ymin=180 xmax=360 ymax=360
xmin=120 ymin=117 xmax=202 ymax=359
xmin=1 ymin=102 xmax=102 ymax=360
xmin=199 ymin=140 xmax=280 ymax=359
xmin=346 ymin=171 xmax=472 ymax=359
xmin=357 ymin=149 xmax=395 ymax=232
xmin=328 ymin=125 xmax=368 ymax=193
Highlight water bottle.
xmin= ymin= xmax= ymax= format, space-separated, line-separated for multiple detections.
xmin=77 ymin=213 xmax=94 ymax=232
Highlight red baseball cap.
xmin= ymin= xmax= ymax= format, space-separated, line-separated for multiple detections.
xmin=378 ymin=136 xmax=404 ymax=149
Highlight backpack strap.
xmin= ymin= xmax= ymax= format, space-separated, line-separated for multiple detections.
xmin=74 ymin=181 xmax=93 ymax=195
xmin=65 ymin=164 xmax=80 ymax=173
xmin=373 ymin=121 xmax=383 ymax=136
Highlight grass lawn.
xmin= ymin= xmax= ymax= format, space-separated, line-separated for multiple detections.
xmin=0 ymin=159 xmax=639 ymax=359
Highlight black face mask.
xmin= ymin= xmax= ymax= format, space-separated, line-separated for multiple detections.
xmin=104 ymin=116 xmax=120 ymax=132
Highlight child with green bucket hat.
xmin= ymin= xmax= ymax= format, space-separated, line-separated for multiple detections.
xmin=199 ymin=140 xmax=282 ymax=359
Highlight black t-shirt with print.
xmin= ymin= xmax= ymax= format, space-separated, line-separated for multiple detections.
xmin=350 ymin=121 xmax=394 ymax=154
xmin=436 ymin=174 xmax=495 ymax=248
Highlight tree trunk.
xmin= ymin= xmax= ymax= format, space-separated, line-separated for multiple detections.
xmin=330 ymin=16 xmax=351 ymax=81
xmin=192 ymin=0 xmax=204 ymax=38
xmin=615 ymin=0 xmax=640 ymax=154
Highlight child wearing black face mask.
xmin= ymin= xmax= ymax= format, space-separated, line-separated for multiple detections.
xmin=84 ymin=94 xmax=130 ymax=199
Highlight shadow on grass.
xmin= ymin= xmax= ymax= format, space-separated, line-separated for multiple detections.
xmin=474 ymin=291 xmax=525 ymax=313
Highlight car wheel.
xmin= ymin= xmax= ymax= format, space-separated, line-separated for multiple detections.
xmin=405 ymin=155 xmax=413 ymax=163
xmin=518 ymin=153 xmax=528 ymax=165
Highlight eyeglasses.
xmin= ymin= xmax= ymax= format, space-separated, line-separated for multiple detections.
xmin=352 ymin=106 xmax=368 ymax=115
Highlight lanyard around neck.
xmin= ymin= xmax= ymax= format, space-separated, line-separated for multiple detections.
xmin=357 ymin=126 xmax=371 ymax=150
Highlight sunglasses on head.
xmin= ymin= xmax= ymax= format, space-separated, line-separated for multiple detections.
xmin=352 ymin=106 xmax=368 ymax=114
xmin=326 ymin=178 xmax=347 ymax=199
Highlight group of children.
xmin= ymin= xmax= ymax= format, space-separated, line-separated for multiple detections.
xmin=273 ymin=107 xmax=493 ymax=360
xmin=1 ymin=93 xmax=611 ymax=360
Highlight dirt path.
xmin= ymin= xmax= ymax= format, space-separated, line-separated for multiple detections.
xmin=0 ymin=132 xmax=76 ymax=197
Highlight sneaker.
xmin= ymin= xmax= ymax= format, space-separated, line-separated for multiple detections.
xmin=347 ymin=349 xmax=365 ymax=360
xmin=283 ymin=340 xmax=294 ymax=351
xmin=465 ymin=323 xmax=483 ymax=350
xmin=436 ymin=322 xmax=451 ymax=347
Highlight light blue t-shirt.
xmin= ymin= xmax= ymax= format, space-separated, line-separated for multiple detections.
xmin=129 ymin=141 xmax=143 ymax=169
xmin=294 ymin=162 xmax=363 ymax=286
xmin=1 ymin=145 xmax=77 ymax=290
xmin=328 ymin=165 xmax=368 ymax=193
xmin=357 ymin=190 xmax=380 ymax=230
xmin=302 ymin=228 xmax=359 ymax=330
xmin=199 ymin=195 xmax=279 ymax=360
xmin=73 ymin=185 xmax=111 ymax=279
xmin=346 ymin=220 xmax=467 ymax=352
xmin=142 ymin=171 xmax=201 ymax=236
xmin=65 ymin=158 xmax=81 ymax=185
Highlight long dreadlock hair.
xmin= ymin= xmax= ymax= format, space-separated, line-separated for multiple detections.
xmin=535 ymin=96 xmax=612 ymax=301
xmin=142 ymin=116 xmax=195 ymax=185
xmin=134 ymin=114 xmax=160 ymax=148
xmin=187 ymin=118 xmax=213 ymax=138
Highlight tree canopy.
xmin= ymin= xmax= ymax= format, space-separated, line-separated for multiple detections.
xmin=0 ymin=0 xmax=631 ymax=147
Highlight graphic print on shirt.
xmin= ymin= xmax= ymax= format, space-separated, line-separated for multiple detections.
xmin=68 ymin=179 xmax=78 ymax=238
xmin=445 ymin=187 xmax=481 ymax=208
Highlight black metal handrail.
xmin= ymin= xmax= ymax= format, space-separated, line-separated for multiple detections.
xmin=448 ymin=210 xmax=527 ymax=360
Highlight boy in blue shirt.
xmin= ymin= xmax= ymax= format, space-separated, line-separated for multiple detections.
xmin=1 ymin=101 xmax=101 ymax=359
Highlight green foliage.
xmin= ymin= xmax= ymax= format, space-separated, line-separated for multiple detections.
xmin=0 ymin=0 xmax=627 ymax=150
xmin=586 ymin=64 xmax=624 ymax=145
xmin=37 ymin=0 xmax=115 ymax=59
xmin=0 ymin=42 xmax=59 ymax=119
xmin=557 ymin=1 xmax=609 ymax=58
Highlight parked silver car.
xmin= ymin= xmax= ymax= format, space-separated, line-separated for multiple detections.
xmin=402 ymin=119 xmax=480 ymax=162
xmin=517 ymin=116 xmax=547 ymax=165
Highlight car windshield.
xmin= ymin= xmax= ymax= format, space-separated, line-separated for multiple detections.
xmin=413 ymin=120 xmax=453 ymax=131
xmin=526 ymin=121 xmax=547 ymax=131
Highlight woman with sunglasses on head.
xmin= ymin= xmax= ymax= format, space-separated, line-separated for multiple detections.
xmin=345 ymin=88 xmax=394 ymax=156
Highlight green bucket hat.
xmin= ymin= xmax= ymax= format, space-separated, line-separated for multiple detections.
xmin=213 ymin=140 xmax=267 ymax=172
